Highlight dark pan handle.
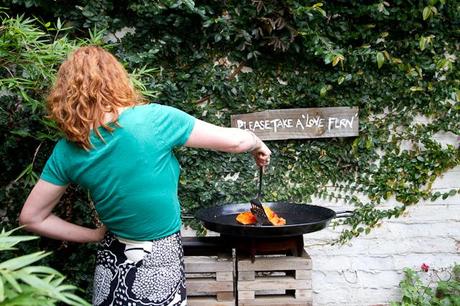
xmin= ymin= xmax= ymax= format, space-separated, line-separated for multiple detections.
xmin=334 ymin=210 xmax=354 ymax=218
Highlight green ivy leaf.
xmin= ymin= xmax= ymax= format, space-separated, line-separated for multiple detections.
xmin=376 ymin=52 xmax=385 ymax=69
xmin=338 ymin=75 xmax=345 ymax=85
xmin=423 ymin=6 xmax=431 ymax=20
xmin=419 ymin=37 xmax=426 ymax=51
xmin=320 ymin=85 xmax=331 ymax=97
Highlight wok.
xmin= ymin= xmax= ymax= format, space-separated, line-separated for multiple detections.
xmin=195 ymin=202 xmax=353 ymax=238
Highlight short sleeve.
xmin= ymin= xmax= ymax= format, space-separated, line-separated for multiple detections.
xmin=158 ymin=105 xmax=196 ymax=148
xmin=40 ymin=141 xmax=70 ymax=186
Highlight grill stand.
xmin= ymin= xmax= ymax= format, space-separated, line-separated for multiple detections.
xmin=183 ymin=235 xmax=312 ymax=306
xmin=222 ymin=235 xmax=305 ymax=261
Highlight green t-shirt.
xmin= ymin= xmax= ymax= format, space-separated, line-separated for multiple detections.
xmin=41 ymin=104 xmax=196 ymax=241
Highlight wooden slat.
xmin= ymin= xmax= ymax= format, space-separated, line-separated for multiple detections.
xmin=231 ymin=107 xmax=359 ymax=140
xmin=255 ymin=289 xmax=286 ymax=295
xmin=217 ymin=292 xmax=235 ymax=301
xmin=187 ymin=279 xmax=233 ymax=294
xmin=185 ymin=256 xmax=233 ymax=273
xmin=188 ymin=296 xmax=235 ymax=306
xmin=295 ymin=289 xmax=312 ymax=300
xmin=238 ymin=295 xmax=312 ymax=306
xmin=216 ymin=271 xmax=233 ymax=282
xmin=186 ymin=272 xmax=215 ymax=278
xmin=238 ymin=290 xmax=255 ymax=300
xmin=238 ymin=271 xmax=255 ymax=281
xmin=238 ymin=253 xmax=311 ymax=272
xmin=238 ymin=276 xmax=311 ymax=291
xmin=295 ymin=270 xmax=312 ymax=280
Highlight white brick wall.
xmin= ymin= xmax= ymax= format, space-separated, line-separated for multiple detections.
xmin=304 ymin=165 xmax=460 ymax=306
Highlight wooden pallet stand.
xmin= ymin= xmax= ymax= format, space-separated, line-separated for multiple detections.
xmin=185 ymin=255 xmax=235 ymax=306
xmin=237 ymin=250 xmax=312 ymax=306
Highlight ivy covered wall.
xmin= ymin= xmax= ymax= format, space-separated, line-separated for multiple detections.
xmin=1 ymin=0 xmax=459 ymax=299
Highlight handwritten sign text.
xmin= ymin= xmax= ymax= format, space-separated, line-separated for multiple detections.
xmin=230 ymin=107 xmax=359 ymax=140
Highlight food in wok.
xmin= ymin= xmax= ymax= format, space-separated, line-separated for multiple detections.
xmin=236 ymin=206 xmax=286 ymax=226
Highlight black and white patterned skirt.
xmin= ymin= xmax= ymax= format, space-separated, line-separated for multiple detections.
xmin=92 ymin=231 xmax=187 ymax=306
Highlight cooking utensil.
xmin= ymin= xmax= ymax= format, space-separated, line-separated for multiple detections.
xmin=195 ymin=202 xmax=353 ymax=238
xmin=250 ymin=167 xmax=271 ymax=225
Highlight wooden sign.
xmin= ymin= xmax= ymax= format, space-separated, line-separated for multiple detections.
xmin=231 ymin=107 xmax=359 ymax=140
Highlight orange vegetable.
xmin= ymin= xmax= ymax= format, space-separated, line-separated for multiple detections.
xmin=263 ymin=206 xmax=287 ymax=226
xmin=236 ymin=206 xmax=286 ymax=226
xmin=236 ymin=211 xmax=257 ymax=225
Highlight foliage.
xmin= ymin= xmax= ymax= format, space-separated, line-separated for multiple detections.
xmin=0 ymin=228 xmax=90 ymax=305
xmin=1 ymin=0 xmax=459 ymax=300
xmin=391 ymin=263 xmax=460 ymax=306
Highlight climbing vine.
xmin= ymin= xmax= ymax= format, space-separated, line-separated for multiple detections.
xmin=1 ymin=0 xmax=459 ymax=298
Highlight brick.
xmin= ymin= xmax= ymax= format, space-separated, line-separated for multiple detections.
xmin=426 ymin=191 xmax=460 ymax=205
xmin=432 ymin=131 xmax=459 ymax=149
xmin=384 ymin=223 xmax=459 ymax=238
xmin=304 ymin=237 xmax=459 ymax=256
xmin=392 ymin=254 xmax=460 ymax=270
xmin=396 ymin=205 xmax=460 ymax=221
xmin=312 ymin=287 xmax=400 ymax=305
xmin=356 ymin=270 xmax=403 ymax=289
xmin=431 ymin=167 xmax=460 ymax=189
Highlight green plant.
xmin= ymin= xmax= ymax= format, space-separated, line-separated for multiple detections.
xmin=391 ymin=263 xmax=460 ymax=306
xmin=0 ymin=227 xmax=90 ymax=305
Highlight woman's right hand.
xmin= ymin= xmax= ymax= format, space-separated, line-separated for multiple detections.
xmin=251 ymin=140 xmax=271 ymax=168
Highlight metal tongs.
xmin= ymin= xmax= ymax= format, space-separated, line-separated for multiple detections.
xmin=250 ymin=167 xmax=271 ymax=225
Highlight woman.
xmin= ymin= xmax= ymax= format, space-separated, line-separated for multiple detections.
xmin=19 ymin=46 xmax=271 ymax=306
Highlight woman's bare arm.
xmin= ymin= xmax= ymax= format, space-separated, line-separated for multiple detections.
xmin=19 ymin=179 xmax=106 ymax=243
xmin=185 ymin=119 xmax=271 ymax=167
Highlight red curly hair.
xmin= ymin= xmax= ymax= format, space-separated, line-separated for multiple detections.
xmin=47 ymin=46 xmax=145 ymax=150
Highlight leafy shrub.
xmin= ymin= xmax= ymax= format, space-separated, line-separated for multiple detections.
xmin=391 ymin=263 xmax=460 ymax=306
xmin=0 ymin=228 xmax=90 ymax=305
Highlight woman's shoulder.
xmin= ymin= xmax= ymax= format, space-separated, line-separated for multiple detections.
xmin=46 ymin=138 xmax=76 ymax=161
xmin=55 ymin=137 xmax=71 ymax=149
xmin=132 ymin=103 xmax=188 ymax=117
xmin=138 ymin=102 xmax=177 ymax=111
xmin=129 ymin=102 xmax=169 ymax=114
xmin=53 ymin=137 xmax=81 ymax=154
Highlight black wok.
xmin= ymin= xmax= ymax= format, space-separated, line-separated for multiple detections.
xmin=195 ymin=202 xmax=352 ymax=238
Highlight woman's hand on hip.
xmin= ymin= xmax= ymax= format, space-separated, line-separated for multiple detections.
xmin=93 ymin=225 xmax=107 ymax=242
xmin=20 ymin=179 xmax=109 ymax=243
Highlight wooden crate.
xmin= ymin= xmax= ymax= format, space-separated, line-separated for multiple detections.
xmin=185 ymin=255 xmax=235 ymax=306
xmin=237 ymin=250 xmax=312 ymax=306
